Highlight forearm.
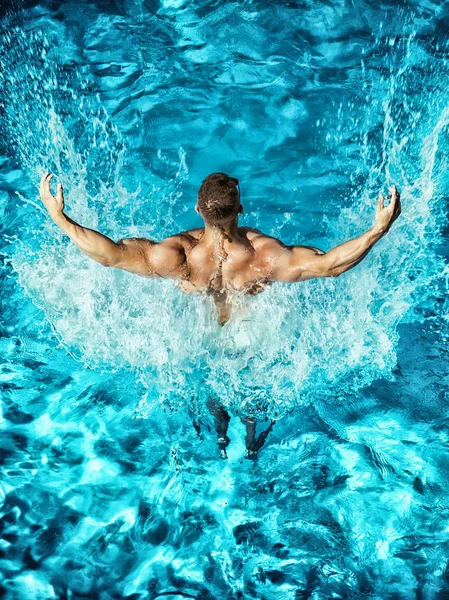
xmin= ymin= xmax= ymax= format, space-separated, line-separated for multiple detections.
xmin=324 ymin=223 xmax=385 ymax=276
xmin=52 ymin=212 xmax=120 ymax=266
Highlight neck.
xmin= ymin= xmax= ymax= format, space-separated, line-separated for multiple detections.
xmin=203 ymin=218 xmax=240 ymax=243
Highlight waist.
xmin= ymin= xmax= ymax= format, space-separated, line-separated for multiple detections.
xmin=177 ymin=278 xmax=271 ymax=297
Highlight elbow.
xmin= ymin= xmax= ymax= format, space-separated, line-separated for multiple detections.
xmin=323 ymin=256 xmax=345 ymax=278
xmin=97 ymin=257 xmax=117 ymax=267
xmin=320 ymin=260 xmax=341 ymax=278
xmin=325 ymin=267 xmax=343 ymax=278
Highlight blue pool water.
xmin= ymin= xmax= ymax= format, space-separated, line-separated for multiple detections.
xmin=1 ymin=0 xmax=449 ymax=597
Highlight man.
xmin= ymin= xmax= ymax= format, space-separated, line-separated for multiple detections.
xmin=39 ymin=172 xmax=401 ymax=326
xmin=39 ymin=171 xmax=401 ymax=459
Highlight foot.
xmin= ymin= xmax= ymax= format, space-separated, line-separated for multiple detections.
xmin=244 ymin=449 xmax=258 ymax=461
xmin=217 ymin=436 xmax=230 ymax=458
xmin=217 ymin=435 xmax=230 ymax=450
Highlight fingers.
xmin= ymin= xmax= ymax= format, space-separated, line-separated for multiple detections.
xmin=376 ymin=185 xmax=401 ymax=229
xmin=389 ymin=185 xmax=399 ymax=207
xmin=57 ymin=183 xmax=64 ymax=202
xmin=39 ymin=172 xmax=62 ymax=198
xmin=40 ymin=172 xmax=52 ymax=190
xmin=39 ymin=172 xmax=48 ymax=194
xmin=379 ymin=185 xmax=400 ymax=210
xmin=390 ymin=186 xmax=402 ymax=218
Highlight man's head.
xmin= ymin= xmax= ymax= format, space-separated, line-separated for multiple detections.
xmin=196 ymin=172 xmax=243 ymax=225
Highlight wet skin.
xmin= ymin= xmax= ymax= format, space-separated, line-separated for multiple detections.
xmin=39 ymin=173 xmax=401 ymax=325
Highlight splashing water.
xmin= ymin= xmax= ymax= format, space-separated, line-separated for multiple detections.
xmin=1 ymin=21 xmax=447 ymax=418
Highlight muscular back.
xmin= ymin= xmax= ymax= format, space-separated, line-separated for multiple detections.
xmin=177 ymin=228 xmax=279 ymax=291
xmin=114 ymin=227 xmax=327 ymax=325
xmin=177 ymin=228 xmax=285 ymax=323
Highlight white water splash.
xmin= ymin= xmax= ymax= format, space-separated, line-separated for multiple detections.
xmin=3 ymin=29 xmax=447 ymax=418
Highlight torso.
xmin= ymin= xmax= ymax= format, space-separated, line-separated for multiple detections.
xmin=172 ymin=227 xmax=279 ymax=325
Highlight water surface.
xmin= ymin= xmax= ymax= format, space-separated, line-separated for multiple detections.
xmin=1 ymin=0 xmax=449 ymax=598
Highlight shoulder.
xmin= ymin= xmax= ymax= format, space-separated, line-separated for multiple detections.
xmin=148 ymin=236 xmax=188 ymax=276
xmin=177 ymin=228 xmax=204 ymax=241
xmin=142 ymin=229 xmax=204 ymax=260
xmin=184 ymin=228 xmax=205 ymax=239
xmin=238 ymin=226 xmax=265 ymax=239
xmin=239 ymin=227 xmax=286 ymax=252
xmin=126 ymin=236 xmax=187 ymax=267
xmin=239 ymin=227 xmax=280 ymax=243
xmin=163 ymin=228 xmax=204 ymax=249
xmin=115 ymin=236 xmax=189 ymax=277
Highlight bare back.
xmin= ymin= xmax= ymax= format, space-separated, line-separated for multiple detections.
xmin=163 ymin=227 xmax=324 ymax=325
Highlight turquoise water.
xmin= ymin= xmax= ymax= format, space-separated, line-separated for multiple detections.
xmin=1 ymin=0 xmax=449 ymax=597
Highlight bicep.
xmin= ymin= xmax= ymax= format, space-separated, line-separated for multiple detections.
xmin=269 ymin=245 xmax=332 ymax=282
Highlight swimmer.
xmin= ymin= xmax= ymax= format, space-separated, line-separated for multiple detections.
xmin=39 ymin=172 xmax=401 ymax=326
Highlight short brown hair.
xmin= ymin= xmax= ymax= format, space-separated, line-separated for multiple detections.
xmin=197 ymin=172 xmax=240 ymax=223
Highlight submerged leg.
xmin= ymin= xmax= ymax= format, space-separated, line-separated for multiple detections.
xmin=207 ymin=398 xmax=231 ymax=459
xmin=241 ymin=417 xmax=275 ymax=460
xmin=192 ymin=419 xmax=201 ymax=437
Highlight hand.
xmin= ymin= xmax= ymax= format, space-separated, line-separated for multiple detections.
xmin=39 ymin=172 xmax=65 ymax=219
xmin=375 ymin=185 xmax=401 ymax=234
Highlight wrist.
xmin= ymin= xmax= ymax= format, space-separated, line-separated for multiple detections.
xmin=372 ymin=222 xmax=387 ymax=237
xmin=50 ymin=210 xmax=67 ymax=226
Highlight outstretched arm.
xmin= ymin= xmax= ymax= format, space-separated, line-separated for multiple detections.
xmin=39 ymin=173 xmax=187 ymax=277
xmin=270 ymin=186 xmax=401 ymax=282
